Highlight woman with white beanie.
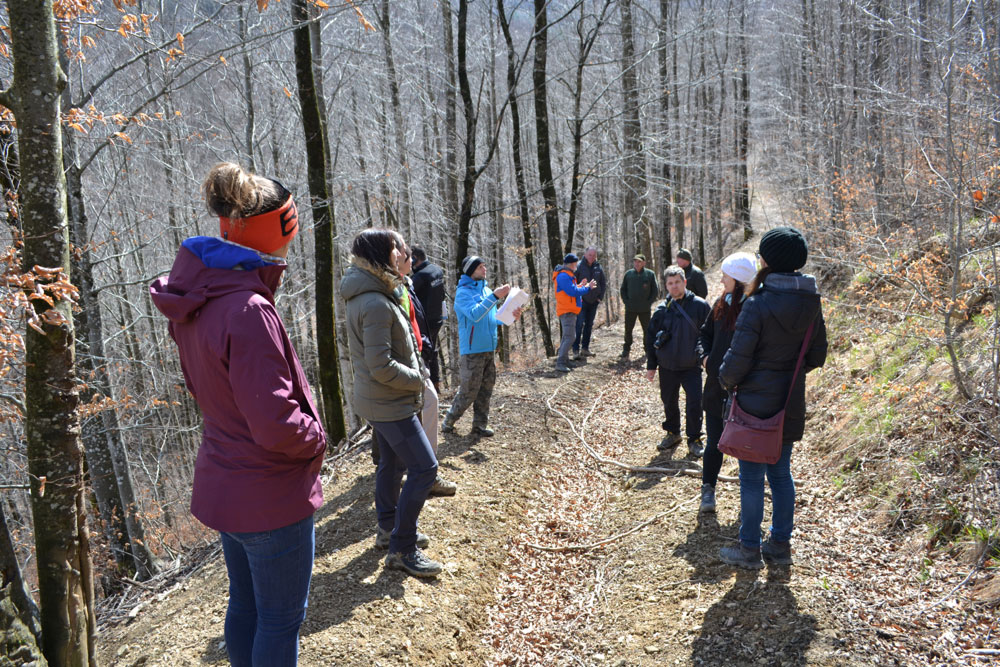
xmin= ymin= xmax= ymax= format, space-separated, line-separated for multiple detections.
xmin=696 ymin=252 xmax=758 ymax=513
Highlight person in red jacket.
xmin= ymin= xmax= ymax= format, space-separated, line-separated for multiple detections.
xmin=552 ymin=253 xmax=596 ymax=372
xmin=150 ymin=163 xmax=326 ymax=666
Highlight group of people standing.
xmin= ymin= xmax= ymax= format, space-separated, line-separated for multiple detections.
xmin=151 ymin=162 xmax=826 ymax=665
xmin=632 ymin=232 xmax=827 ymax=571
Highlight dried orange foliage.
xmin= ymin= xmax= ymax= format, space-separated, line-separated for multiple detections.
xmin=63 ymin=105 xmax=168 ymax=145
xmin=0 ymin=244 xmax=80 ymax=422
xmin=53 ymin=0 xmax=96 ymax=21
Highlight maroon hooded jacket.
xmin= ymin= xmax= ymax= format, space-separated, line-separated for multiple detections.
xmin=150 ymin=238 xmax=326 ymax=533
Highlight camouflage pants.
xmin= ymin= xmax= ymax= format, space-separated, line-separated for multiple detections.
xmin=446 ymin=351 xmax=496 ymax=427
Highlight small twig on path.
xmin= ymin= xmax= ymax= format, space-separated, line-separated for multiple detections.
xmin=917 ymin=556 xmax=984 ymax=613
xmin=525 ymin=494 xmax=697 ymax=552
xmin=545 ymin=381 xmax=737 ymax=482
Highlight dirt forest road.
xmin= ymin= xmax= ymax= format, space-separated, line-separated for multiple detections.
xmin=98 ymin=318 xmax=857 ymax=667
xmin=98 ymin=225 xmax=901 ymax=666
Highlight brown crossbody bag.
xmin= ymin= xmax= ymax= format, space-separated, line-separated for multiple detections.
xmin=718 ymin=320 xmax=816 ymax=464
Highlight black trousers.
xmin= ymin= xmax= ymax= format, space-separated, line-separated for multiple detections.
xmin=702 ymin=412 xmax=725 ymax=486
xmin=623 ymin=310 xmax=650 ymax=351
xmin=422 ymin=322 xmax=442 ymax=386
xmin=657 ymin=366 xmax=703 ymax=441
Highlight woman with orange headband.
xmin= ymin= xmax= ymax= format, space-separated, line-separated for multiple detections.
xmin=150 ymin=163 xmax=325 ymax=666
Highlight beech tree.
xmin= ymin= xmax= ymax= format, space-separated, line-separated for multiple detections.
xmin=0 ymin=0 xmax=97 ymax=663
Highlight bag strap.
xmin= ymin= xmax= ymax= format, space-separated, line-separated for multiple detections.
xmin=671 ymin=299 xmax=700 ymax=334
xmin=782 ymin=319 xmax=817 ymax=409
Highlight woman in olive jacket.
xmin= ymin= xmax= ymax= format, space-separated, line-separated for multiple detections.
xmin=341 ymin=229 xmax=443 ymax=578
xmin=718 ymin=227 xmax=828 ymax=569
xmin=697 ymin=252 xmax=758 ymax=514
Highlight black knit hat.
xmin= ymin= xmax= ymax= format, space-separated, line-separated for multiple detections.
xmin=676 ymin=248 xmax=693 ymax=262
xmin=758 ymin=227 xmax=808 ymax=273
xmin=563 ymin=253 xmax=579 ymax=264
xmin=462 ymin=255 xmax=484 ymax=277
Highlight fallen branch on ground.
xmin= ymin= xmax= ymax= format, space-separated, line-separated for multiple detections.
xmin=545 ymin=381 xmax=738 ymax=482
xmin=525 ymin=494 xmax=698 ymax=552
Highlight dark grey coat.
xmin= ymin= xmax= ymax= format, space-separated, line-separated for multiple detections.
xmin=719 ymin=273 xmax=828 ymax=443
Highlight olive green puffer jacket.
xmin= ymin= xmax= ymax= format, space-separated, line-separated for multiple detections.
xmin=341 ymin=257 xmax=425 ymax=422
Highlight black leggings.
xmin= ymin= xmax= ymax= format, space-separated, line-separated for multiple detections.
xmin=703 ymin=412 xmax=724 ymax=487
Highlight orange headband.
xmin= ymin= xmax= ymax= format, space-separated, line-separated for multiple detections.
xmin=219 ymin=195 xmax=298 ymax=254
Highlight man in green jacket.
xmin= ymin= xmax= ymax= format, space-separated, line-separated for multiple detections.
xmin=619 ymin=254 xmax=659 ymax=359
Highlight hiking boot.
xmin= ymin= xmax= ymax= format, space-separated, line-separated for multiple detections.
xmin=657 ymin=432 xmax=683 ymax=451
xmin=582 ymin=348 xmax=592 ymax=357
xmin=572 ymin=350 xmax=583 ymax=361
xmin=384 ymin=548 xmax=443 ymax=578
xmin=699 ymin=484 xmax=716 ymax=512
xmin=555 ymin=363 xmax=571 ymax=373
xmin=441 ymin=417 xmax=456 ymax=434
xmin=428 ymin=475 xmax=458 ymax=497
xmin=719 ymin=544 xmax=764 ymax=570
xmin=761 ymin=538 xmax=793 ymax=566
xmin=375 ymin=526 xmax=430 ymax=550
xmin=688 ymin=438 xmax=705 ymax=458
xmin=472 ymin=424 xmax=495 ymax=437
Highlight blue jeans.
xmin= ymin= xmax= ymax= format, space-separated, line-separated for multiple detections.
xmin=220 ymin=514 xmax=315 ymax=667
xmin=372 ymin=414 xmax=438 ymax=553
xmin=738 ymin=443 xmax=795 ymax=548
xmin=573 ymin=301 xmax=599 ymax=352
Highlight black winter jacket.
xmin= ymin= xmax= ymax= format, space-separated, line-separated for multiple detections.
xmin=698 ymin=296 xmax=740 ymax=418
xmin=683 ymin=264 xmax=709 ymax=299
xmin=645 ymin=291 xmax=712 ymax=371
xmin=411 ymin=260 xmax=446 ymax=328
xmin=406 ymin=280 xmax=435 ymax=365
xmin=719 ymin=273 xmax=828 ymax=443
xmin=575 ymin=258 xmax=607 ymax=304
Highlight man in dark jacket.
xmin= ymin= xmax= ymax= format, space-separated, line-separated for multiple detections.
xmin=410 ymin=247 xmax=446 ymax=392
xmin=645 ymin=266 xmax=711 ymax=457
xmin=675 ymin=248 xmax=708 ymax=299
xmin=619 ymin=254 xmax=659 ymax=359
xmin=572 ymin=246 xmax=607 ymax=359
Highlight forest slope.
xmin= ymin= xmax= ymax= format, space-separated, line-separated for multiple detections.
xmin=97 ymin=244 xmax=999 ymax=666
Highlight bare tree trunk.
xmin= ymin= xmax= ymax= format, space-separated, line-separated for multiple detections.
xmin=533 ymin=0 xmax=563 ymax=270
xmin=63 ymin=53 xmax=159 ymax=583
xmin=378 ymin=0 xmax=414 ymax=236
xmin=658 ymin=0 xmax=675 ymax=266
xmin=0 ymin=501 xmax=42 ymax=644
xmin=0 ymin=0 xmax=97 ymax=662
xmin=499 ymin=0 xmax=555 ymax=356
xmin=239 ymin=3 xmax=257 ymax=171
xmin=441 ymin=0 xmax=460 ymax=228
xmin=736 ymin=0 xmax=752 ymax=240
xmin=620 ymin=0 xmax=649 ymax=263
xmin=566 ymin=1 xmax=612 ymax=256
xmin=292 ymin=0 xmax=347 ymax=443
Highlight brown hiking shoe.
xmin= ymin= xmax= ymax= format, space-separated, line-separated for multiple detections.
xmin=428 ymin=475 xmax=457 ymax=497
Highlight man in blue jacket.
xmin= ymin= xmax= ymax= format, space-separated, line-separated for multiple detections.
xmin=442 ymin=256 xmax=522 ymax=436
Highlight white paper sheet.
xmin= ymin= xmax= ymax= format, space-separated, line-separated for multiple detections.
xmin=496 ymin=287 xmax=530 ymax=325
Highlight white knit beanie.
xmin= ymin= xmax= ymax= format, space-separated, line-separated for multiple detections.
xmin=721 ymin=252 xmax=758 ymax=285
